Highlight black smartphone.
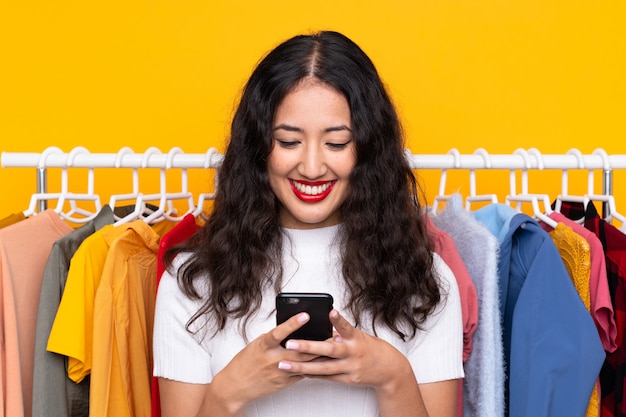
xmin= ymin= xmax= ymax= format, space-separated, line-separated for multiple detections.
xmin=276 ymin=292 xmax=334 ymax=348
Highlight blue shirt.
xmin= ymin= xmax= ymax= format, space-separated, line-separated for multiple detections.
xmin=474 ymin=204 xmax=605 ymax=417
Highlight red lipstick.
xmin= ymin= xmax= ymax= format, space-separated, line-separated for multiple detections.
xmin=290 ymin=180 xmax=335 ymax=203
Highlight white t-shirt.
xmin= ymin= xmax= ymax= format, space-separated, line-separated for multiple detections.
xmin=153 ymin=224 xmax=464 ymax=417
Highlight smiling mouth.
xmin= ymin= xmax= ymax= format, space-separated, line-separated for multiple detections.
xmin=290 ymin=180 xmax=336 ymax=202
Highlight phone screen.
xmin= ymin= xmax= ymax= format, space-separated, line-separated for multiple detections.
xmin=276 ymin=292 xmax=334 ymax=347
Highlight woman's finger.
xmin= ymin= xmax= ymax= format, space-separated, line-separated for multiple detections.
xmin=328 ymin=309 xmax=354 ymax=339
xmin=266 ymin=312 xmax=310 ymax=347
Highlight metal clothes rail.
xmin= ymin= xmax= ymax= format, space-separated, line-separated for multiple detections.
xmin=2 ymin=146 xmax=624 ymax=218
xmin=3 ymin=146 xmax=626 ymax=170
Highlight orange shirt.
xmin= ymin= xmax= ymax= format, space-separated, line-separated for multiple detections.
xmin=90 ymin=220 xmax=168 ymax=417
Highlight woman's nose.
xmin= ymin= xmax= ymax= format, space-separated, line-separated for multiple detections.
xmin=298 ymin=145 xmax=327 ymax=179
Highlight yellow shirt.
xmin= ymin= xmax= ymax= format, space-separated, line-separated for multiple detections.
xmin=47 ymin=224 xmax=115 ymax=382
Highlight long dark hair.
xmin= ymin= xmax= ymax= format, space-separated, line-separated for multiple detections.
xmin=165 ymin=31 xmax=440 ymax=340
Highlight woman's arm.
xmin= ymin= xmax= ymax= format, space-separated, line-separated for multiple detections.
xmin=418 ymin=380 xmax=459 ymax=417
xmin=158 ymin=373 xmax=252 ymax=417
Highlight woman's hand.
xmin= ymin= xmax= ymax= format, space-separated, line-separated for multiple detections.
xmin=207 ymin=312 xmax=321 ymax=415
xmin=275 ymin=309 xmax=453 ymax=417
xmin=276 ymin=309 xmax=407 ymax=388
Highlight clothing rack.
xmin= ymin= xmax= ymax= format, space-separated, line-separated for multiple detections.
xmin=2 ymin=146 xmax=625 ymax=217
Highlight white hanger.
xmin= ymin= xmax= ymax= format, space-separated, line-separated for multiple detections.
xmin=160 ymin=147 xmax=196 ymax=221
xmin=430 ymin=149 xmax=461 ymax=214
xmin=464 ymin=148 xmax=498 ymax=211
xmin=552 ymin=148 xmax=586 ymax=223
xmin=114 ymin=147 xmax=174 ymax=225
xmin=23 ymin=146 xmax=65 ymax=217
xmin=505 ymin=148 xmax=558 ymax=229
xmin=193 ymin=147 xmax=219 ymax=221
xmin=132 ymin=147 xmax=191 ymax=224
xmin=109 ymin=147 xmax=146 ymax=221
xmin=54 ymin=147 xmax=102 ymax=223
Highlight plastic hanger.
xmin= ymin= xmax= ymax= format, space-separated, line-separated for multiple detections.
xmin=121 ymin=147 xmax=194 ymax=224
xmin=505 ymin=148 xmax=558 ymax=229
xmin=22 ymin=146 xmax=102 ymax=223
xmin=552 ymin=148 xmax=586 ymax=223
xmin=54 ymin=147 xmax=102 ymax=223
xmin=430 ymin=149 xmax=461 ymax=215
xmin=109 ymin=147 xmax=144 ymax=221
xmin=22 ymin=146 xmax=65 ymax=217
xmin=193 ymin=148 xmax=219 ymax=221
xmin=114 ymin=147 xmax=175 ymax=225
xmin=464 ymin=148 xmax=498 ymax=211
xmin=159 ymin=147 xmax=196 ymax=221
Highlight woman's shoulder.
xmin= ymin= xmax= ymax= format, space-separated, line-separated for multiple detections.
xmin=160 ymin=251 xmax=209 ymax=297
xmin=162 ymin=251 xmax=195 ymax=280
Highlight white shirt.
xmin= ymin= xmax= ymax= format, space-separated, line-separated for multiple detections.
xmin=153 ymin=224 xmax=463 ymax=417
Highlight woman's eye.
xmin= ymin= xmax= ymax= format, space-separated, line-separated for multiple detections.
xmin=276 ymin=139 xmax=300 ymax=148
xmin=327 ymin=140 xmax=352 ymax=150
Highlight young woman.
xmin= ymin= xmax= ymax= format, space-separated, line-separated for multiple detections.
xmin=153 ymin=31 xmax=463 ymax=417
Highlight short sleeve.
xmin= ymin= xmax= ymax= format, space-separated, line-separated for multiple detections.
xmin=153 ymin=256 xmax=214 ymax=384
xmin=408 ymin=253 xmax=464 ymax=383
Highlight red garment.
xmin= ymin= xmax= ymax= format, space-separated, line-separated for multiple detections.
xmin=152 ymin=214 xmax=201 ymax=417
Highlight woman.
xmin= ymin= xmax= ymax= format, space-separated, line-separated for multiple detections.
xmin=154 ymin=31 xmax=463 ymax=417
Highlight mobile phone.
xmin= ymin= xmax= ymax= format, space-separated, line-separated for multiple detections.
xmin=276 ymin=292 xmax=334 ymax=348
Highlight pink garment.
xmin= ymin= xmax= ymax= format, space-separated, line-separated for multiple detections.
xmin=0 ymin=210 xmax=73 ymax=417
xmin=545 ymin=212 xmax=617 ymax=352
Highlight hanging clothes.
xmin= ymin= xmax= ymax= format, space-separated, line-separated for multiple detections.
xmin=426 ymin=214 xmax=479 ymax=417
xmin=546 ymin=211 xmax=617 ymax=353
xmin=47 ymin=223 xmax=116 ymax=384
xmin=425 ymin=215 xmax=478 ymax=361
xmin=47 ymin=219 xmax=174 ymax=417
xmin=32 ymin=206 xmax=114 ymax=417
xmin=473 ymin=204 xmax=605 ymax=417
xmin=540 ymin=221 xmax=600 ymax=417
xmin=0 ymin=210 xmax=74 ymax=417
xmin=560 ymin=201 xmax=626 ymax=417
xmin=431 ymin=194 xmax=504 ymax=417
xmin=89 ymin=220 xmax=164 ymax=417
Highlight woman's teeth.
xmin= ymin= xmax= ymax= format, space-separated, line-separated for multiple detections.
xmin=293 ymin=181 xmax=331 ymax=195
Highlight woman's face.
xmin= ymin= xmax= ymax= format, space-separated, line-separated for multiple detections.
xmin=268 ymin=79 xmax=356 ymax=229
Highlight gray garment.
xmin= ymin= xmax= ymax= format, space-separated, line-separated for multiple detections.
xmin=431 ymin=195 xmax=505 ymax=417
xmin=32 ymin=206 xmax=114 ymax=417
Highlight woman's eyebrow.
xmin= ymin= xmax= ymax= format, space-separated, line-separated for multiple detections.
xmin=325 ymin=125 xmax=352 ymax=133
xmin=272 ymin=124 xmax=352 ymax=133
xmin=272 ymin=124 xmax=302 ymax=132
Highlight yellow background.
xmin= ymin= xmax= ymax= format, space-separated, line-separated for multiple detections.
xmin=1 ymin=1 xmax=625 ymax=220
